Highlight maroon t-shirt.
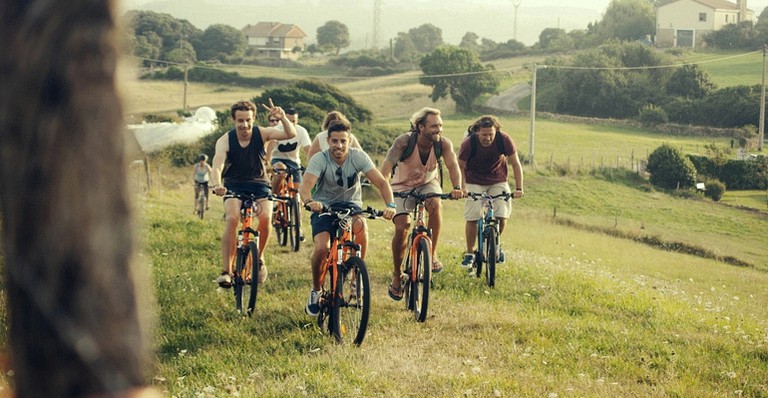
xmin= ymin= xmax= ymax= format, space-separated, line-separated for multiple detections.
xmin=457 ymin=131 xmax=516 ymax=185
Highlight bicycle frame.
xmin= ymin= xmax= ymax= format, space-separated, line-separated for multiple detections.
xmin=468 ymin=192 xmax=511 ymax=286
xmin=223 ymin=192 xmax=266 ymax=316
xmin=272 ymin=166 xmax=304 ymax=251
xmin=396 ymin=191 xmax=451 ymax=322
xmin=313 ymin=206 xmax=379 ymax=345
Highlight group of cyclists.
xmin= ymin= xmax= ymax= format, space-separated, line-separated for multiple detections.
xmin=195 ymin=99 xmax=525 ymax=316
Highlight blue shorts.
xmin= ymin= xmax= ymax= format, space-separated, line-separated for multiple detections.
xmin=223 ymin=181 xmax=271 ymax=201
xmin=310 ymin=202 xmax=362 ymax=237
xmin=270 ymin=158 xmax=303 ymax=183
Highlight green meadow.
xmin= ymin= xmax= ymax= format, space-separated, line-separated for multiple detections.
xmin=3 ymin=50 xmax=768 ymax=397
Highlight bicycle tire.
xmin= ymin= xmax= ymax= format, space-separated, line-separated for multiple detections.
xmin=196 ymin=192 xmax=206 ymax=219
xmin=333 ymin=257 xmax=370 ymax=345
xmin=245 ymin=241 xmax=260 ymax=316
xmin=273 ymin=204 xmax=288 ymax=246
xmin=327 ymin=263 xmax=341 ymax=339
xmin=485 ymin=227 xmax=497 ymax=288
xmin=289 ymin=198 xmax=301 ymax=252
xmin=233 ymin=247 xmax=246 ymax=314
xmin=413 ymin=237 xmax=431 ymax=322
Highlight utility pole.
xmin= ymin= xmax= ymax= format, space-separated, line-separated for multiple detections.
xmin=529 ymin=63 xmax=540 ymax=166
xmin=512 ymin=0 xmax=522 ymax=41
xmin=760 ymin=44 xmax=766 ymax=151
xmin=372 ymin=0 xmax=382 ymax=50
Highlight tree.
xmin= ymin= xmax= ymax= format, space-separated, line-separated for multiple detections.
xmin=1 ymin=0 xmax=156 ymax=396
xmin=597 ymin=0 xmax=654 ymax=42
xmin=196 ymin=24 xmax=247 ymax=61
xmin=317 ymin=20 xmax=350 ymax=55
xmin=667 ymin=64 xmax=716 ymax=99
xmin=419 ymin=46 xmax=500 ymax=113
xmin=459 ymin=32 xmax=481 ymax=51
xmin=539 ymin=28 xmax=568 ymax=50
xmin=646 ymin=144 xmax=697 ymax=189
xmin=394 ymin=31 xmax=419 ymax=63
xmin=409 ymin=23 xmax=443 ymax=53
xmin=125 ymin=10 xmax=202 ymax=63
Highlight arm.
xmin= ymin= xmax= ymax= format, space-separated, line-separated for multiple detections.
xmin=210 ymin=134 xmax=228 ymax=195
xmin=508 ymin=151 xmax=524 ymax=198
xmin=379 ymin=158 xmax=394 ymax=182
xmin=441 ymin=139 xmax=464 ymax=198
xmin=265 ymin=139 xmax=277 ymax=164
xmin=298 ymin=172 xmax=322 ymax=212
xmin=457 ymin=159 xmax=467 ymax=194
xmin=307 ymin=137 xmax=321 ymax=161
xmin=365 ymin=168 xmax=396 ymax=220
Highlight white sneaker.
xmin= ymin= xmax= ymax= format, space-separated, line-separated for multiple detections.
xmin=257 ymin=260 xmax=268 ymax=283
xmin=216 ymin=272 xmax=232 ymax=288
xmin=305 ymin=290 xmax=320 ymax=317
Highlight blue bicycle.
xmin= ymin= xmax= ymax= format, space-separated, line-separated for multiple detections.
xmin=468 ymin=191 xmax=512 ymax=288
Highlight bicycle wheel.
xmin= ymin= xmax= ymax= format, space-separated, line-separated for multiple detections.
xmin=484 ymin=227 xmax=497 ymax=288
xmin=234 ymin=242 xmax=259 ymax=316
xmin=273 ymin=204 xmax=288 ymax=246
xmin=245 ymin=241 xmax=260 ymax=316
xmin=197 ymin=192 xmax=206 ymax=219
xmin=327 ymin=263 xmax=341 ymax=339
xmin=288 ymin=198 xmax=301 ymax=252
xmin=412 ymin=238 xmax=431 ymax=322
xmin=335 ymin=257 xmax=370 ymax=345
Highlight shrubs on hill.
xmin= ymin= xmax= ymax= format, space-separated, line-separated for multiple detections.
xmin=704 ymin=179 xmax=726 ymax=201
xmin=646 ymin=144 xmax=697 ymax=189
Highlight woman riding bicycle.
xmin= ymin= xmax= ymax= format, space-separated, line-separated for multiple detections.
xmin=457 ymin=115 xmax=524 ymax=269
xmin=298 ymin=120 xmax=395 ymax=317
xmin=193 ymin=154 xmax=212 ymax=213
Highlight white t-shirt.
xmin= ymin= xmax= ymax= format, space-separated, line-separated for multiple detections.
xmin=270 ymin=124 xmax=311 ymax=164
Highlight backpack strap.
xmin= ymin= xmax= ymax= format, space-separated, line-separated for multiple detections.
xmin=468 ymin=132 xmax=506 ymax=161
xmin=399 ymin=131 xmax=420 ymax=162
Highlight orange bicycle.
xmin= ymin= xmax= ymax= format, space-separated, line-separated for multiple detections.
xmin=394 ymin=190 xmax=452 ymax=322
xmin=223 ymin=191 xmax=269 ymax=317
xmin=272 ymin=165 xmax=304 ymax=251
xmin=309 ymin=204 xmax=382 ymax=345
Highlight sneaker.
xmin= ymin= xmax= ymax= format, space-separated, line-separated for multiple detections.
xmin=257 ymin=260 xmax=268 ymax=283
xmin=460 ymin=253 xmax=475 ymax=269
xmin=216 ymin=272 xmax=232 ymax=288
xmin=497 ymin=249 xmax=505 ymax=263
xmin=305 ymin=290 xmax=320 ymax=316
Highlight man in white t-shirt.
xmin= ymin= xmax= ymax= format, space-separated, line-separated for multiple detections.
xmin=266 ymin=107 xmax=312 ymax=193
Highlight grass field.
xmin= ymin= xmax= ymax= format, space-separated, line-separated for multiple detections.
xmin=3 ymin=50 xmax=768 ymax=397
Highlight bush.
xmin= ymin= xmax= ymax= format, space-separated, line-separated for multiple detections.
xmin=705 ymin=179 xmax=726 ymax=201
xmin=637 ymin=104 xmax=669 ymax=126
xmin=646 ymin=144 xmax=697 ymax=189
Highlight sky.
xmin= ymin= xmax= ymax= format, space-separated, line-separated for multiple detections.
xmin=118 ymin=0 xmax=768 ymax=49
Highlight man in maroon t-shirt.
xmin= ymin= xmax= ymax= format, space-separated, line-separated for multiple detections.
xmin=457 ymin=115 xmax=524 ymax=269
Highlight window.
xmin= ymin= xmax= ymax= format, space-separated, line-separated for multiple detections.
xmin=699 ymin=13 xmax=707 ymax=22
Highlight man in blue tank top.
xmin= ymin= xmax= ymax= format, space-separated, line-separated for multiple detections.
xmin=210 ymin=99 xmax=297 ymax=288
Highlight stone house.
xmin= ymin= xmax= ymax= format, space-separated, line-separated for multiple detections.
xmin=241 ymin=22 xmax=307 ymax=60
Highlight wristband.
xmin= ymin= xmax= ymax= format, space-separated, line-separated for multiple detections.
xmin=303 ymin=199 xmax=314 ymax=206
xmin=453 ymin=186 xmax=461 ymax=190
xmin=515 ymin=188 xmax=523 ymax=191
xmin=386 ymin=202 xmax=397 ymax=209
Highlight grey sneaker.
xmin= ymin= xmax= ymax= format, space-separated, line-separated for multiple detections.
xmin=305 ymin=290 xmax=320 ymax=317
xmin=257 ymin=260 xmax=268 ymax=283
xmin=497 ymin=249 xmax=505 ymax=263
xmin=460 ymin=253 xmax=475 ymax=269
xmin=216 ymin=272 xmax=232 ymax=288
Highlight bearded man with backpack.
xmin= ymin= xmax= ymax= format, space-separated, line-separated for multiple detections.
xmin=379 ymin=107 xmax=464 ymax=301
xmin=457 ymin=115 xmax=524 ymax=269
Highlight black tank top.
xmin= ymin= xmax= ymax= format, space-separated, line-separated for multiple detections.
xmin=222 ymin=127 xmax=269 ymax=185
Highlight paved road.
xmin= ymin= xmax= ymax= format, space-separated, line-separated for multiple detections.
xmin=486 ymin=83 xmax=531 ymax=112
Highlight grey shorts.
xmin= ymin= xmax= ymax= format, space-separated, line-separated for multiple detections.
xmin=392 ymin=179 xmax=442 ymax=217
xmin=464 ymin=182 xmax=512 ymax=221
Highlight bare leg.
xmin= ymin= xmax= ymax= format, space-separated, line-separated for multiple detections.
xmin=221 ymin=199 xmax=242 ymax=274
xmin=465 ymin=220 xmax=478 ymax=253
xmin=311 ymin=232 xmax=331 ymax=291
xmin=255 ymin=199 xmax=273 ymax=261
xmin=352 ymin=216 xmax=368 ymax=258
xmin=425 ymin=197 xmax=443 ymax=261
xmin=391 ymin=214 xmax=410 ymax=289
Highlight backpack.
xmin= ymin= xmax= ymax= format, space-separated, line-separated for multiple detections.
xmin=396 ymin=131 xmax=444 ymax=188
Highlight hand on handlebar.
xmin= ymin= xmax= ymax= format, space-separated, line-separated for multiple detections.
xmin=381 ymin=207 xmax=396 ymax=220
xmin=212 ymin=185 xmax=227 ymax=196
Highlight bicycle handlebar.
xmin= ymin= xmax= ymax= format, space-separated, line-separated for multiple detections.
xmin=305 ymin=204 xmax=383 ymax=219
xmin=221 ymin=191 xmax=275 ymax=202
xmin=393 ymin=191 xmax=454 ymax=201
xmin=467 ymin=191 xmax=512 ymax=201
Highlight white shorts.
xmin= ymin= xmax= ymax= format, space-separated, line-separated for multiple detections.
xmin=463 ymin=182 xmax=512 ymax=221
